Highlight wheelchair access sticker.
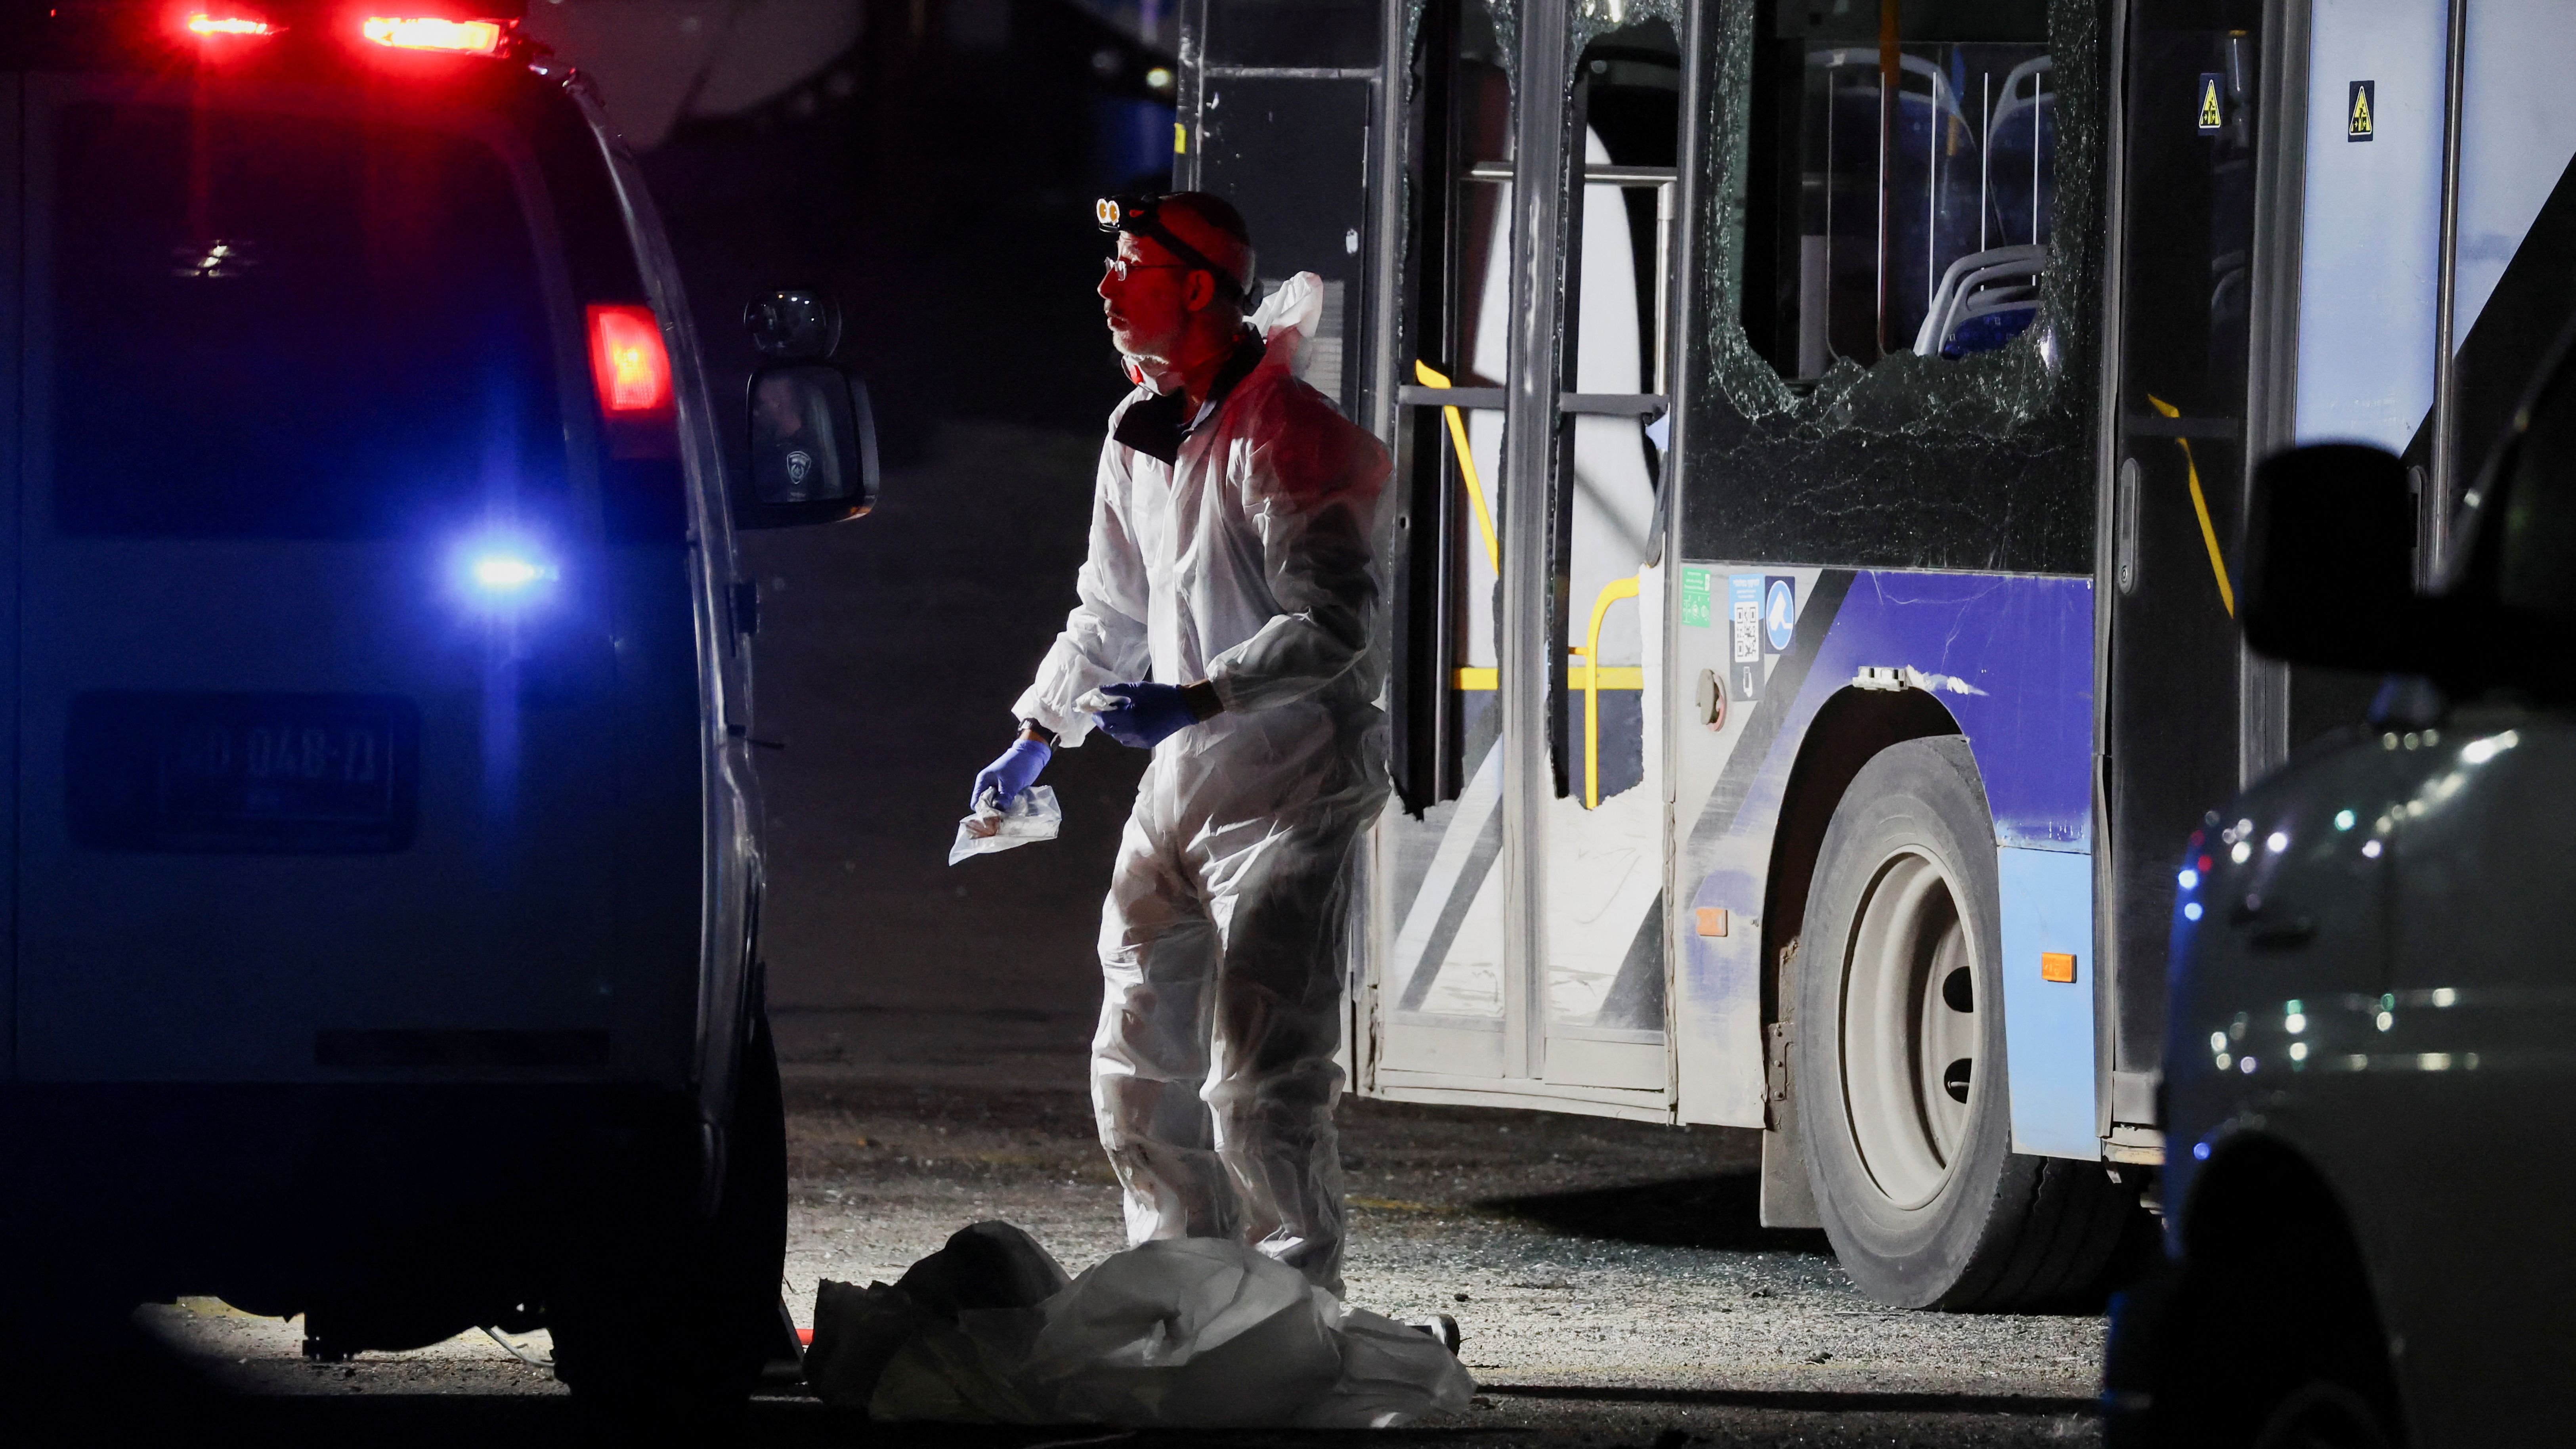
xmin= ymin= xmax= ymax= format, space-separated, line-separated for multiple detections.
xmin=1764 ymin=577 xmax=1796 ymax=653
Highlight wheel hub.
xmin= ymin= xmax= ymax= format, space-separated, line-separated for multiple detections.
xmin=1838 ymin=851 xmax=1978 ymax=1210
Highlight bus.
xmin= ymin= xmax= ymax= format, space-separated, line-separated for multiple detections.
xmin=1168 ymin=0 xmax=2576 ymax=1307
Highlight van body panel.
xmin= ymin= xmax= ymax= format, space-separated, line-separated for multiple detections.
xmin=0 ymin=59 xmax=752 ymax=1107
xmin=11 ymin=76 xmax=641 ymax=1082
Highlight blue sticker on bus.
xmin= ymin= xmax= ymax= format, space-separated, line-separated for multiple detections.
xmin=1764 ymin=577 xmax=1796 ymax=653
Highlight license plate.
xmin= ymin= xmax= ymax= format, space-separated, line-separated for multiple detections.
xmin=67 ymin=692 xmax=419 ymax=852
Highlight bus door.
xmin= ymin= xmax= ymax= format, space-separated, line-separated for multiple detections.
xmin=1177 ymin=0 xmax=1382 ymax=422
xmin=1369 ymin=0 xmax=1681 ymax=1103
xmin=2290 ymin=0 xmax=2576 ymax=601
xmin=1371 ymin=0 xmax=1517 ymax=1084
xmin=1533 ymin=24 xmax=1682 ymax=1094
xmin=11 ymin=82 xmax=621 ymax=1080
xmin=2108 ymin=0 xmax=2576 ymax=1138
xmin=2103 ymin=2 xmax=2266 ymax=1128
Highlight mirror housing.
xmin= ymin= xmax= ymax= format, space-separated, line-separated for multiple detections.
xmin=2242 ymin=443 xmax=2433 ymax=672
xmin=737 ymin=363 xmax=878 ymax=529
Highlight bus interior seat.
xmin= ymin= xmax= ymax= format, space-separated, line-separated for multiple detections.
xmin=1915 ymin=244 xmax=2046 ymax=358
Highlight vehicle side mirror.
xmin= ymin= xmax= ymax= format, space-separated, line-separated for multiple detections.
xmin=735 ymin=290 xmax=875 ymax=529
xmin=736 ymin=364 xmax=877 ymax=528
xmin=2242 ymin=443 xmax=2430 ymax=671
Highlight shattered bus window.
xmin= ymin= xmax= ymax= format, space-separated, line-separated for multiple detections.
xmin=1684 ymin=0 xmax=2103 ymax=576
xmin=1753 ymin=24 xmax=2054 ymax=375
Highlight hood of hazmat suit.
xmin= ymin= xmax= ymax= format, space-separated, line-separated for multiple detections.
xmin=1012 ymin=272 xmax=1391 ymax=1296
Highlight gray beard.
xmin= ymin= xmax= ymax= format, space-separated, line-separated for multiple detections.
xmin=1119 ymin=348 xmax=1184 ymax=395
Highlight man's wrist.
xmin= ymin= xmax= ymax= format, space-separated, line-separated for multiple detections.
xmin=1180 ymin=681 xmax=1223 ymax=722
xmin=1019 ymin=719 xmax=1058 ymax=744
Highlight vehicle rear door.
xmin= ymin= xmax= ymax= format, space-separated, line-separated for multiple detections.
xmin=13 ymin=78 xmax=621 ymax=1080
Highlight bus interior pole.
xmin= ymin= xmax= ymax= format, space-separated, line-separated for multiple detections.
xmin=2428 ymin=0 xmax=2468 ymax=583
xmin=1875 ymin=0 xmax=1898 ymax=359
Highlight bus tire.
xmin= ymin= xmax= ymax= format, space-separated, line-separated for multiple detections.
xmin=1792 ymin=736 xmax=2133 ymax=1309
xmin=550 ymin=1004 xmax=787 ymax=1410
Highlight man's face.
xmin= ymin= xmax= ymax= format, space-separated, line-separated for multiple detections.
xmin=1098 ymin=231 xmax=1196 ymax=366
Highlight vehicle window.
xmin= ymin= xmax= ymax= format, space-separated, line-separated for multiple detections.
xmin=1202 ymin=0 xmax=1380 ymax=69
xmin=1741 ymin=0 xmax=2054 ymax=378
xmin=51 ymin=102 xmax=565 ymax=539
xmin=1400 ymin=0 xmax=1515 ymax=803
xmin=1559 ymin=27 xmax=1678 ymax=809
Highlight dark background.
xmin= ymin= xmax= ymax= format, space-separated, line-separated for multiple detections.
xmin=531 ymin=0 xmax=1182 ymax=1078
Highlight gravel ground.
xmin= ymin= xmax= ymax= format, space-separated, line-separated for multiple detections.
xmin=89 ymin=1061 xmax=2107 ymax=1447
xmin=778 ymin=1071 xmax=2108 ymax=1445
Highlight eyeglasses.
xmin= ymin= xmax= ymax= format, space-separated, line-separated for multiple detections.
xmin=1094 ymin=193 xmax=1250 ymax=303
xmin=1102 ymin=256 xmax=1193 ymax=282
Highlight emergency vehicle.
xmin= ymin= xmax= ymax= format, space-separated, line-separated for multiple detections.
xmin=0 ymin=1 xmax=869 ymax=1401
xmin=1178 ymin=0 xmax=2576 ymax=1306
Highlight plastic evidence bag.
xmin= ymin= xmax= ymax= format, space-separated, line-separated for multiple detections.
xmin=807 ymin=1225 xmax=1477 ymax=1430
xmin=948 ymin=785 xmax=1062 ymax=866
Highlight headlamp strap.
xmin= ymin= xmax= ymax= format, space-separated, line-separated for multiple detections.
xmin=1099 ymin=196 xmax=1246 ymax=304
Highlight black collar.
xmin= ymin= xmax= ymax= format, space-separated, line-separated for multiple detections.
xmin=1111 ymin=333 xmax=1266 ymax=465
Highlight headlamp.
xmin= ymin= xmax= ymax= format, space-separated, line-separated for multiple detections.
xmin=1095 ymin=193 xmax=1249 ymax=305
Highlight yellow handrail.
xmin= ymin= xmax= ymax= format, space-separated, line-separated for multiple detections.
xmin=1453 ymin=665 xmax=1641 ymax=691
xmin=1578 ymin=574 xmax=1642 ymax=808
xmin=1415 ymin=364 xmax=1642 ymax=805
xmin=1413 ymin=361 xmax=1502 ymax=573
xmin=2145 ymin=393 xmax=2236 ymax=617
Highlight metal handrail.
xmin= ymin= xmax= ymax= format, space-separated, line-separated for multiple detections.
xmin=1417 ymin=362 xmax=1647 ymax=799
xmin=1412 ymin=361 xmax=1501 ymax=572
xmin=1464 ymin=161 xmax=1674 ymax=186
xmin=1575 ymin=574 xmax=1642 ymax=808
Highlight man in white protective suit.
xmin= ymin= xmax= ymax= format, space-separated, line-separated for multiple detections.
xmin=967 ymin=191 xmax=1390 ymax=1295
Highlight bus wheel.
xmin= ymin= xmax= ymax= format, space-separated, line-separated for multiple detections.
xmin=1793 ymin=736 xmax=2133 ymax=1309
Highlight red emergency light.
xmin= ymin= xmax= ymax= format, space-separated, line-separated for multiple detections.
xmin=183 ymin=10 xmax=275 ymax=38
xmin=361 ymin=15 xmax=509 ymax=55
xmin=588 ymin=305 xmax=673 ymax=415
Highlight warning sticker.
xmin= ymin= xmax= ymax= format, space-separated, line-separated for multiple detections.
xmin=1680 ymin=567 xmax=1712 ymax=628
xmin=2197 ymin=72 xmax=2224 ymax=134
xmin=1729 ymin=575 xmax=1763 ymax=700
xmin=1729 ymin=576 xmax=1761 ymax=665
xmin=2348 ymin=80 xmax=2373 ymax=142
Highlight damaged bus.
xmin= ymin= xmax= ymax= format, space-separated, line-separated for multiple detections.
xmin=1173 ymin=0 xmax=2576 ymax=1306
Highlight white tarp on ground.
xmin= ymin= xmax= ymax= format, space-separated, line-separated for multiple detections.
xmin=807 ymin=1223 xmax=1476 ymax=1429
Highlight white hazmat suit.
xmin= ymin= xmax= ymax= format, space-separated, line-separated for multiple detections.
xmin=1013 ymin=275 xmax=1390 ymax=1294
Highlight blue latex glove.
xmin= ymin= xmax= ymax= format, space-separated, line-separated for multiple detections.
xmin=970 ymin=737 xmax=1051 ymax=811
xmin=1093 ymin=682 xmax=1200 ymax=749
